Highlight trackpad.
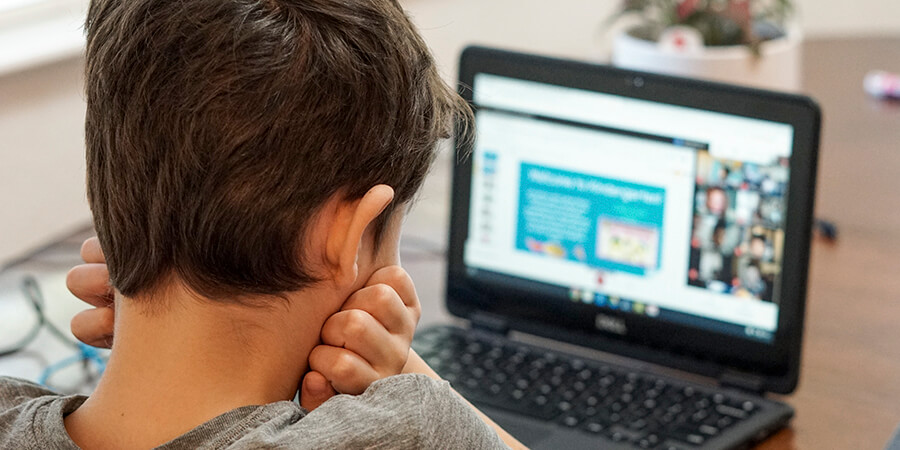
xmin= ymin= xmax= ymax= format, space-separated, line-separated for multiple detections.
xmin=479 ymin=406 xmax=554 ymax=447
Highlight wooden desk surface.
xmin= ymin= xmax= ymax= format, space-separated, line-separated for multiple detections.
xmin=404 ymin=36 xmax=900 ymax=450
xmin=758 ymin=37 xmax=900 ymax=450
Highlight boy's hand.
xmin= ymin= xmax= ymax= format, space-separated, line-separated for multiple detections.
xmin=67 ymin=237 xmax=116 ymax=349
xmin=66 ymin=239 xmax=423 ymax=410
xmin=306 ymin=266 xmax=421 ymax=397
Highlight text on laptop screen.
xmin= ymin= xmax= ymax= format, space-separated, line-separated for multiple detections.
xmin=463 ymin=74 xmax=795 ymax=344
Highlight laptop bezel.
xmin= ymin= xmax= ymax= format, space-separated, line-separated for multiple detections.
xmin=446 ymin=46 xmax=820 ymax=395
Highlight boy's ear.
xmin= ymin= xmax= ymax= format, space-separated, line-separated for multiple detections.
xmin=325 ymin=185 xmax=394 ymax=287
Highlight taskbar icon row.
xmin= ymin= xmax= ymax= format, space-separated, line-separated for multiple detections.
xmin=568 ymin=288 xmax=660 ymax=318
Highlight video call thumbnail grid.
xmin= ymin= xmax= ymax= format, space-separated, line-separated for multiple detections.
xmin=687 ymin=150 xmax=789 ymax=303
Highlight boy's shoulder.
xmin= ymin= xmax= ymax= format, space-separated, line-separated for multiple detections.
xmin=0 ymin=376 xmax=84 ymax=450
xmin=225 ymin=374 xmax=508 ymax=449
xmin=0 ymin=374 xmax=508 ymax=450
xmin=0 ymin=377 xmax=55 ymax=402
xmin=0 ymin=376 xmax=65 ymax=411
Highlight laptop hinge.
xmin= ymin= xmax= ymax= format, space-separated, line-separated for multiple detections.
xmin=719 ymin=369 xmax=766 ymax=395
xmin=469 ymin=311 xmax=510 ymax=336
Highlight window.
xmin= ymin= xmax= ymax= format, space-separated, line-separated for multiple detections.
xmin=0 ymin=0 xmax=87 ymax=76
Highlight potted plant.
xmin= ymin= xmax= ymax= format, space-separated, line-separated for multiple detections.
xmin=608 ymin=0 xmax=800 ymax=91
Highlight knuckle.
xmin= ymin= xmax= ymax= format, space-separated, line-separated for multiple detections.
xmin=343 ymin=310 xmax=370 ymax=339
xmin=371 ymin=283 xmax=395 ymax=299
xmin=332 ymin=352 xmax=358 ymax=380
xmin=371 ymin=290 xmax=398 ymax=310
xmin=382 ymin=265 xmax=407 ymax=282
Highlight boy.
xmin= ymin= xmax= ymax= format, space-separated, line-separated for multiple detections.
xmin=0 ymin=0 xmax=523 ymax=448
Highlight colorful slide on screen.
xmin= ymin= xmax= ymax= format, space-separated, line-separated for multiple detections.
xmin=516 ymin=163 xmax=666 ymax=276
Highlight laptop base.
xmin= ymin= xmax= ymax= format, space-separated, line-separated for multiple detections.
xmin=413 ymin=325 xmax=793 ymax=450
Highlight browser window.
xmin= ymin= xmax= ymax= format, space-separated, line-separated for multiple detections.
xmin=463 ymin=74 xmax=794 ymax=343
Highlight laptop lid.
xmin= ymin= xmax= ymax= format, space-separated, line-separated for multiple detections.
xmin=446 ymin=46 xmax=820 ymax=395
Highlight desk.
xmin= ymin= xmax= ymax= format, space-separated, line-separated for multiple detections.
xmin=1 ymin=36 xmax=899 ymax=449
xmin=757 ymin=37 xmax=900 ymax=450
xmin=404 ymin=37 xmax=900 ymax=450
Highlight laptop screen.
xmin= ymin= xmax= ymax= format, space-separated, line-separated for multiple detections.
xmin=463 ymin=73 xmax=795 ymax=344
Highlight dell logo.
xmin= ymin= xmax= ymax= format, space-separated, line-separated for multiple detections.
xmin=595 ymin=314 xmax=627 ymax=335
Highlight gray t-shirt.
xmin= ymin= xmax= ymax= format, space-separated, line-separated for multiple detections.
xmin=0 ymin=374 xmax=508 ymax=449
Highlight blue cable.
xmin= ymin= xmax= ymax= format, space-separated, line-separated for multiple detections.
xmin=38 ymin=343 xmax=107 ymax=387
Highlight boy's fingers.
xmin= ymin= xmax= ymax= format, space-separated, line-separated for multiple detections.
xmin=80 ymin=237 xmax=106 ymax=264
xmin=365 ymin=266 xmax=419 ymax=308
xmin=70 ymin=307 xmax=115 ymax=349
xmin=299 ymin=370 xmax=336 ymax=412
xmin=308 ymin=345 xmax=379 ymax=395
xmin=341 ymin=284 xmax=415 ymax=336
xmin=320 ymin=309 xmax=407 ymax=369
xmin=66 ymin=264 xmax=115 ymax=308
xmin=361 ymin=265 xmax=421 ymax=322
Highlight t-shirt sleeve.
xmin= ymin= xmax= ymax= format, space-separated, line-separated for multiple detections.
xmin=415 ymin=375 xmax=511 ymax=449
xmin=0 ymin=377 xmax=56 ymax=411
xmin=287 ymin=374 xmax=509 ymax=449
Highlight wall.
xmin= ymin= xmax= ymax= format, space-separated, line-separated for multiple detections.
xmin=403 ymin=0 xmax=900 ymax=80
xmin=0 ymin=57 xmax=89 ymax=263
xmin=0 ymin=0 xmax=898 ymax=263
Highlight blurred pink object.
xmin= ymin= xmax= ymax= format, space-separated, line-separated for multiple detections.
xmin=724 ymin=0 xmax=753 ymax=36
xmin=677 ymin=0 xmax=700 ymax=19
xmin=864 ymin=71 xmax=900 ymax=99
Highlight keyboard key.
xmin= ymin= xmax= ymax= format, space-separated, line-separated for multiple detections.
xmin=560 ymin=415 xmax=580 ymax=427
xmin=717 ymin=416 xmax=734 ymax=429
xmin=716 ymin=404 xmax=749 ymax=420
xmin=608 ymin=425 xmax=643 ymax=443
xmin=582 ymin=421 xmax=605 ymax=434
xmin=629 ymin=419 xmax=648 ymax=430
xmin=686 ymin=433 xmax=705 ymax=445
xmin=637 ymin=434 xmax=660 ymax=448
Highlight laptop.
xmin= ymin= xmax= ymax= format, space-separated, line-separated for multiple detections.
xmin=411 ymin=46 xmax=821 ymax=450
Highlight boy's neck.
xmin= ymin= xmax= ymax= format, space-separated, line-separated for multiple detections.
xmin=64 ymin=285 xmax=338 ymax=449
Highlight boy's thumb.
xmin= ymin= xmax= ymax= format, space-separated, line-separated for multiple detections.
xmin=300 ymin=371 xmax=337 ymax=412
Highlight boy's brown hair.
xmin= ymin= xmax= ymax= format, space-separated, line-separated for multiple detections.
xmin=84 ymin=0 xmax=471 ymax=300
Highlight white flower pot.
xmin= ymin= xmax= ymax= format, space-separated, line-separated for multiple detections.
xmin=611 ymin=28 xmax=802 ymax=92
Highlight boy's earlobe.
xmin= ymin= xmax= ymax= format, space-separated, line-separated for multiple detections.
xmin=325 ymin=185 xmax=394 ymax=287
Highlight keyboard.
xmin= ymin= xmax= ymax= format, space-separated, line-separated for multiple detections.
xmin=412 ymin=326 xmax=759 ymax=449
